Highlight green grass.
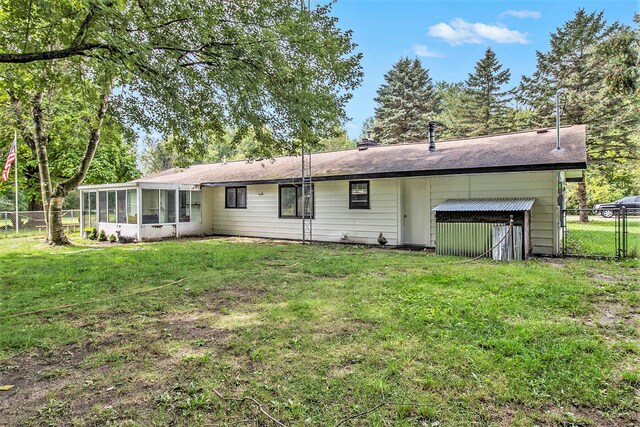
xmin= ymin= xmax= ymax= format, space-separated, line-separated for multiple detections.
xmin=0 ymin=236 xmax=638 ymax=426
xmin=567 ymin=218 xmax=640 ymax=257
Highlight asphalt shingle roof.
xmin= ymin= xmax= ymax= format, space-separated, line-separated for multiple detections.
xmin=131 ymin=125 xmax=587 ymax=186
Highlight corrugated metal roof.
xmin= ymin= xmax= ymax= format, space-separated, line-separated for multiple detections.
xmin=81 ymin=125 xmax=585 ymax=188
xmin=432 ymin=199 xmax=535 ymax=212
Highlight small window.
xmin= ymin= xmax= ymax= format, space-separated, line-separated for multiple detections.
xmin=107 ymin=191 xmax=116 ymax=223
xmin=141 ymin=189 xmax=159 ymax=224
xmin=225 ymin=186 xmax=247 ymax=208
xmin=190 ymin=191 xmax=202 ymax=222
xmin=127 ymin=189 xmax=137 ymax=224
xmin=82 ymin=192 xmax=97 ymax=229
xmin=117 ymin=190 xmax=127 ymax=223
xmin=89 ymin=192 xmax=97 ymax=228
xmin=98 ymin=191 xmax=107 ymax=222
xmin=349 ymin=181 xmax=370 ymax=209
xmin=179 ymin=191 xmax=190 ymax=222
xmin=279 ymin=184 xmax=314 ymax=218
xmin=160 ymin=190 xmax=176 ymax=223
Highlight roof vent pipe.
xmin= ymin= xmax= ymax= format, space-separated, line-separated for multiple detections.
xmin=428 ymin=121 xmax=436 ymax=152
xmin=555 ymin=89 xmax=564 ymax=150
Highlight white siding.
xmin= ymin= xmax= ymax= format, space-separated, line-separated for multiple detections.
xmin=140 ymin=224 xmax=176 ymax=240
xmin=205 ymin=171 xmax=560 ymax=255
xmin=201 ymin=187 xmax=215 ymax=235
xmin=428 ymin=171 xmax=558 ymax=255
xmin=97 ymin=223 xmax=138 ymax=240
xmin=177 ymin=222 xmax=202 ymax=237
xmin=209 ymin=179 xmax=399 ymax=245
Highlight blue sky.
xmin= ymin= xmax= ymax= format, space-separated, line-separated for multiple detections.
xmin=330 ymin=0 xmax=639 ymax=138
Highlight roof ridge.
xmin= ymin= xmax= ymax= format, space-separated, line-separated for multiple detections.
xmin=183 ymin=125 xmax=582 ymax=169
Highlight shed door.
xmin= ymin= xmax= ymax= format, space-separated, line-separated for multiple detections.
xmin=402 ymin=179 xmax=429 ymax=245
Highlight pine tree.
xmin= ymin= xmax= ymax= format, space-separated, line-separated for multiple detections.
xmin=462 ymin=48 xmax=512 ymax=136
xmin=518 ymin=9 xmax=640 ymax=220
xmin=433 ymin=82 xmax=474 ymax=139
xmin=373 ymin=58 xmax=439 ymax=144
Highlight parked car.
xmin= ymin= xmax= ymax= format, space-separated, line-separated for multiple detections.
xmin=592 ymin=196 xmax=640 ymax=218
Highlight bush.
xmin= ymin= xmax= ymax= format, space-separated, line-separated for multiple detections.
xmin=98 ymin=230 xmax=107 ymax=242
xmin=109 ymin=234 xmax=117 ymax=243
xmin=83 ymin=228 xmax=92 ymax=239
xmin=90 ymin=228 xmax=98 ymax=240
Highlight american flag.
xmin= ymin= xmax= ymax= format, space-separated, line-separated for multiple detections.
xmin=2 ymin=140 xmax=16 ymax=182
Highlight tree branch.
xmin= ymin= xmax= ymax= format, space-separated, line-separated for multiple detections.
xmin=54 ymin=86 xmax=111 ymax=197
xmin=7 ymin=89 xmax=36 ymax=151
xmin=71 ymin=5 xmax=98 ymax=47
xmin=0 ymin=43 xmax=112 ymax=63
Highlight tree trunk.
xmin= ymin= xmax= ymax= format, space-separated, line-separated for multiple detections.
xmin=578 ymin=172 xmax=588 ymax=223
xmin=48 ymin=196 xmax=69 ymax=245
xmin=46 ymin=89 xmax=111 ymax=245
xmin=31 ymin=92 xmax=53 ymax=236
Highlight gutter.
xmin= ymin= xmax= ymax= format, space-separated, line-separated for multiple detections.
xmin=200 ymin=162 xmax=588 ymax=187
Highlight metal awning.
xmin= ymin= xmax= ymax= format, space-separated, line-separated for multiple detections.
xmin=432 ymin=199 xmax=535 ymax=212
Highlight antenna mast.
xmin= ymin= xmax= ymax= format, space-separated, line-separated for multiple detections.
xmin=300 ymin=0 xmax=312 ymax=245
xmin=301 ymin=141 xmax=313 ymax=244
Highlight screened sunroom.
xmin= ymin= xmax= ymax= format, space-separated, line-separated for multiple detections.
xmin=79 ymin=182 xmax=202 ymax=241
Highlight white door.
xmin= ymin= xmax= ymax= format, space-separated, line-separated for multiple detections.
xmin=402 ymin=178 xmax=429 ymax=245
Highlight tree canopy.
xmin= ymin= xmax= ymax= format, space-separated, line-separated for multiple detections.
xmin=0 ymin=0 xmax=362 ymax=243
xmin=1 ymin=0 xmax=362 ymax=153
xmin=373 ymin=57 xmax=439 ymax=144
xmin=462 ymin=48 xmax=512 ymax=136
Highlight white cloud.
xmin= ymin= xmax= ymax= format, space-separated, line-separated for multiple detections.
xmin=427 ymin=18 xmax=530 ymax=45
xmin=500 ymin=10 xmax=542 ymax=19
xmin=412 ymin=44 xmax=445 ymax=58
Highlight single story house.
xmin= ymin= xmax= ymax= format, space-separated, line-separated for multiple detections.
xmin=79 ymin=125 xmax=587 ymax=256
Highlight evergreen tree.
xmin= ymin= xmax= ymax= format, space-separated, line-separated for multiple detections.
xmin=433 ymin=82 xmax=473 ymax=139
xmin=462 ymin=48 xmax=512 ymax=136
xmin=518 ymin=9 xmax=640 ymax=220
xmin=373 ymin=58 xmax=439 ymax=144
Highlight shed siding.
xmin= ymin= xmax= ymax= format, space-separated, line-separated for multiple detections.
xmin=210 ymin=179 xmax=399 ymax=245
xmin=428 ymin=171 xmax=557 ymax=254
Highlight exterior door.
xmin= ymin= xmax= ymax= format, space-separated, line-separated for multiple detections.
xmin=402 ymin=178 xmax=429 ymax=245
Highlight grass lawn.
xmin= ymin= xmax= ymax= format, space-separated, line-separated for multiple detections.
xmin=566 ymin=218 xmax=640 ymax=257
xmin=0 ymin=236 xmax=639 ymax=426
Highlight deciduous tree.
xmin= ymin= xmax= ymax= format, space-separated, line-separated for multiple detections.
xmin=0 ymin=0 xmax=362 ymax=244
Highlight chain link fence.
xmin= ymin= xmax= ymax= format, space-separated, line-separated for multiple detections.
xmin=562 ymin=208 xmax=639 ymax=258
xmin=0 ymin=210 xmax=80 ymax=238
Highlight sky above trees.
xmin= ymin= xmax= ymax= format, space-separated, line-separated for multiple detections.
xmin=331 ymin=0 xmax=638 ymax=138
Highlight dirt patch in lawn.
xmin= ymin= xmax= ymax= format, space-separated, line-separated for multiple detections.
xmin=0 ymin=284 xmax=268 ymax=426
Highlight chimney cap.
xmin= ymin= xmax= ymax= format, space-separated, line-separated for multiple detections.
xmin=428 ymin=121 xmax=436 ymax=152
xmin=358 ymin=132 xmax=378 ymax=151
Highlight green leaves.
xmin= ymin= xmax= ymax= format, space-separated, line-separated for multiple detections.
xmin=461 ymin=48 xmax=512 ymax=136
xmin=1 ymin=0 xmax=362 ymax=158
xmin=373 ymin=57 xmax=439 ymax=144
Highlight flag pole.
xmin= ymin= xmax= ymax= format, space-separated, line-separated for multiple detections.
xmin=14 ymin=130 xmax=18 ymax=234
